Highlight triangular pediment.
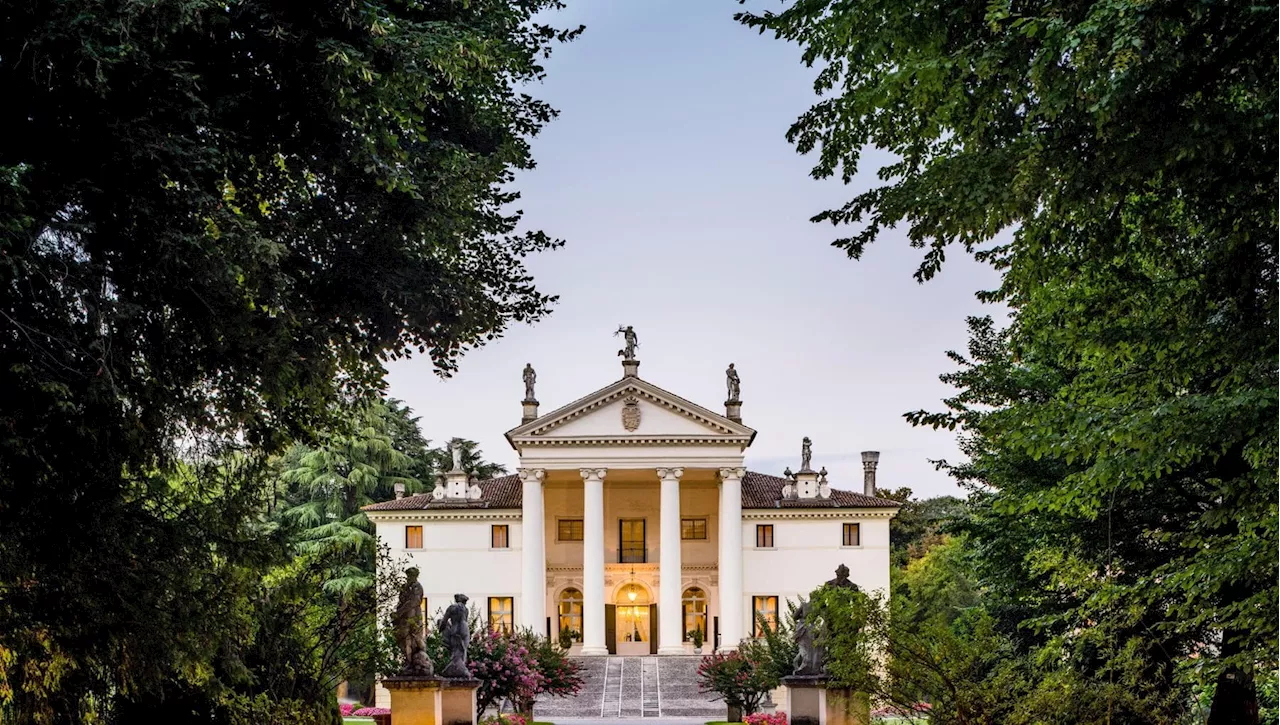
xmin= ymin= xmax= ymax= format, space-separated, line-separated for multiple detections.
xmin=505 ymin=376 xmax=756 ymax=445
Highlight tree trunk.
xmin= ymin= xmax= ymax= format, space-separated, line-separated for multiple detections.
xmin=1207 ymin=630 xmax=1259 ymax=725
xmin=727 ymin=704 xmax=743 ymax=722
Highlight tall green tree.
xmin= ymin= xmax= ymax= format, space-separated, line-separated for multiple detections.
xmin=0 ymin=0 xmax=579 ymax=721
xmin=740 ymin=0 xmax=1276 ymax=720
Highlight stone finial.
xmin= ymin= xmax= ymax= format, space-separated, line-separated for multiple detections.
xmin=861 ymin=450 xmax=881 ymax=496
xmin=394 ymin=482 xmax=406 ymax=500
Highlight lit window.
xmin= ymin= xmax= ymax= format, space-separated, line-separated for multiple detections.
xmin=756 ymin=524 xmax=774 ymax=548
xmin=558 ymin=519 xmax=584 ymax=541
xmin=682 ymin=587 xmax=707 ymax=641
xmin=558 ymin=588 xmax=583 ymax=639
xmin=491 ymin=525 xmax=509 ymax=549
xmin=842 ymin=523 xmax=860 ymax=547
xmin=405 ymin=525 xmax=423 ymax=549
xmin=488 ymin=597 xmax=514 ymax=633
xmin=681 ymin=518 xmax=707 ymax=540
xmin=620 ymin=519 xmax=645 ymax=563
xmin=752 ymin=596 xmax=779 ymax=636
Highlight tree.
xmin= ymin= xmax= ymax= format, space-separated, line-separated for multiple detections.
xmin=0 ymin=0 xmax=580 ymax=720
xmin=739 ymin=0 xmax=1276 ymax=719
xmin=878 ymin=488 xmax=967 ymax=564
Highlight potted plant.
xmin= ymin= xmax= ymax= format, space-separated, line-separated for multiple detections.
xmin=558 ymin=625 xmax=574 ymax=650
xmin=687 ymin=628 xmax=705 ymax=654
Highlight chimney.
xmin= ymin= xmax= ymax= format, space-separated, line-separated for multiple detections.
xmin=861 ymin=451 xmax=880 ymax=496
xmin=394 ymin=482 xmax=406 ymax=499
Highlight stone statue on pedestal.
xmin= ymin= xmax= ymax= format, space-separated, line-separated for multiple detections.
xmin=522 ymin=363 xmax=537 ymax=402
xmin=392 ymin=568 xmax=433 ymax=676
xmin=615 ymin=325 xmax=639 ymax=360
xmin=450 ymin=439 xmax=464 ymax=472
xmin=800 ymin=436 xmax=813 ymax=471
xmin=793 ymin=597 xmax=825 ymax=676
xmin=439 ymin=593 xmax=472 ymax=678
xmin=827 ymin=563 xmax=858 ymax=591
xmin=726 ymin=363 xmax=741 ymax=403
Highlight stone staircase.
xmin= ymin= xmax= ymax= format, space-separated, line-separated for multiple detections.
xmin=533 ymin=656 xmax=725 ymax=719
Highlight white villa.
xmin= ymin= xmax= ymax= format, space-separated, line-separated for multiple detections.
xmin=366 ymin=349 xmax=899 ymax=673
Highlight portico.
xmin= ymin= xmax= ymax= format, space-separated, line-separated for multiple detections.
xmin=514 ymin=464 xmax=746 ymax=655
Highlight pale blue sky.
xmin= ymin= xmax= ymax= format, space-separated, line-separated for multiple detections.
xmin=385 ymin=1 xmax=1004 ymax=498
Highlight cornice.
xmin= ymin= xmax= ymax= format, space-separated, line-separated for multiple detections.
xmin=741 ymin=509 xmax=898 ymax=520
xmin=366 ymin=510 xmax=522 ymax=522
xmin=510 ymin=435 xmax=752 ymax=447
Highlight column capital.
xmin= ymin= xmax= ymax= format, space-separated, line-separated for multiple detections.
xmin=579 ymin=468 xmax=607 ymax=482
xmin=517 ymin=467 xmax=545 ymax=483
xmin=718 ymin=467 xmax=746 ymax=481
xmin=655 ymin=467 xmax=684 ymax=481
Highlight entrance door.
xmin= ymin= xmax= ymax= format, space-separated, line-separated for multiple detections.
xmin=649 ymin=604 xmax=659 ymax=655
xmin=605 ymin=604 xmax=617 ymax=654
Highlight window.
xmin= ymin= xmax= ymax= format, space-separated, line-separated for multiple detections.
xmin=753 ymin=596 xmax=779 ymax=636
xmin=558 ymin=519 xmax=584 ymax=542
xmin=558 ymin=588 xmax=583 ymax=639
xmin=683 ymin=587 xmax=707 ymax=641
xmin=681 ymin=518 xmax=707 ymax=540
xmin=405 ymin=525 xmax=423 ymax=549
xmin=756 ymin=524 xmax=774 ymax=548
xmin=488 ymin=597 xmax=514 ymax=633
xmin=491 ymin=524 xmax=509 ymax=549
xmin=620 ymin=519 xmax=646 ymax=563
xmin=842 ymin=523 xmax=861 ymax=547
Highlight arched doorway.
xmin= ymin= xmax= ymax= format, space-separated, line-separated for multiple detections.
xmin=611 ymin=581 xmax=654 ymax=655
xmin=558 ymin=588 xmax=583 ymax=642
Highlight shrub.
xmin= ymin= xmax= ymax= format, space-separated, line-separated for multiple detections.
xmin=352 ymin=707 xmax=391 ymax=716
xmin=744 ymin=712 xmax=787 ymax=725
xmin=696 ymin=648 xmax=779 ymax=716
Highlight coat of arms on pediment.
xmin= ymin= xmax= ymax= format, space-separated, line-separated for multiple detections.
xmin=621 ymin=395 xmax=641 ymax=432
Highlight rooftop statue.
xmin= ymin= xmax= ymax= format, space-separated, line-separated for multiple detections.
xmin=439 ymin=593 xmax=472 ymax=678
xmin=450 ymin=439 xmax=464 ymax=472
xmin=615 ymin=325 xmax=639 ymax=360
xmin=800 ymin=436 xmax=813 ymax=472
xmin=522 ymin=363 xmax=537 ymax=402
xmin=726 ymin=363 xmax=741 ymax=403
xmin=392 ymin=568 xmax=433 ymax=676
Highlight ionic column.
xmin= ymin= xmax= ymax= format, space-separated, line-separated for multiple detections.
xmin=718 ymin=467 xmax=745 ymax=651
xmin=519 ymin=468 xmax=546 ymax=631
xmin=657 ymin=467 xmax=685 ymax=654
xmin=580 ymin=468 xmax=609 ymax=656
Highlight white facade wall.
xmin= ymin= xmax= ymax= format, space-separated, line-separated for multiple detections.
xmin=375 ymin=514 xmax=524 ymax=622
xmin=740 ymin=515 xmax=891 ymax=627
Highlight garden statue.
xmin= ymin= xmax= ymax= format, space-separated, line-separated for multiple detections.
xmin=440 ymin=593 xmax=472 ymax=678
xmin=392 ymin=567 xmax=433 ymax=676
xmin=826 ymin=563 xmax=858 ymax=591
xmin=800 ymin=436 xmax=813 ymax=471
xmin=615 ymin=325 xmax=639 ymax=360
xmin=523 ymin=363 xmax=537 ymax=402
xmin=792 ymin=597 xmax=825 ymax=676
xmin=726 ymin=363 xmax=741 ymax=402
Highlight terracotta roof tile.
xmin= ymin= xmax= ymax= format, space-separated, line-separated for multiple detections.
xmin=741 ymin=471 xmax=900 ymax=509
xmin=364 ymin=471 xmax=898 ymax=512
xmin=362 ymin=474 xmax=521 ymax=511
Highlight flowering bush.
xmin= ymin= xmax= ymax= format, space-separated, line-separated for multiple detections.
xmin=339 ymin=702 xmax=357 ymax=716
xmin=467 ymin=628 xmax=545 ymax=714
xmin=351 ymin=707 xmax=391 ymax=716
xmin=696 ymin=647 xmax=780 ymax=716
xmin=744 ymin=712 xmax=787 ymax=725
xmin=480 ymin=715 xmax=528 ymax=725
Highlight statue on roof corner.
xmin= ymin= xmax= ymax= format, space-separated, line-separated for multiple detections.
xmin=615 ymin=325 xmax=639 ymax=360
xmin=522 ymin=363 xmax=537 ymax=402
xmin=450 ymin=439 xmax=464 ymax=472
xmin=800 ymin=436 xmax=813 ymax=471
xmin=726 ymin=363 xmax=741 ymax=403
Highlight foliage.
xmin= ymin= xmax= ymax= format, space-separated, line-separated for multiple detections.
xmin=744 ymin=712 xmax=787 ymax=725
xmin=1 ymin=0 xmax=579 ymax=720
xmin=687 ymin=629 xmax=705 ymax=649
xmin=417 ymin=624 xmax=580 ymax=716
xmin=509 ymin=628 xmax=584 ymax=713
xmin=752 ymin=602 xmax=799 ymax=682
xmin=696 ymin=648 xmax=779 ymax=716
xmin=740 ymin=0 xmax=1277 ymax=719
xmin=877 ymin=488 xmax=967 ymax=565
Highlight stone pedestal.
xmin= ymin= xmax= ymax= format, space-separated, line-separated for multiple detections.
xmin=782 ymin=676 xmax=869 ymax=725
xmin=383 ymin=677 xmax=481 ymax=725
